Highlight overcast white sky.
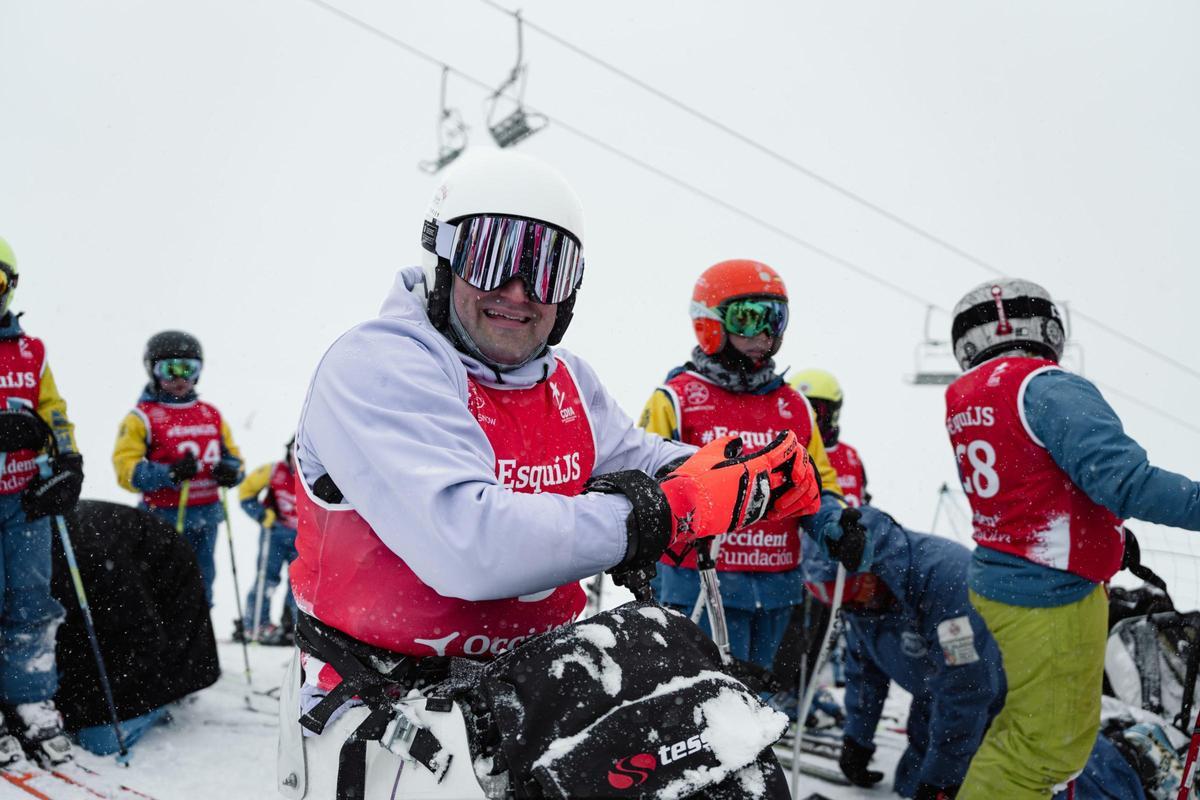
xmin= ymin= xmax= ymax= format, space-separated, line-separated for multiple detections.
xmin=3 ymin=0 xmax=1199 ymax=611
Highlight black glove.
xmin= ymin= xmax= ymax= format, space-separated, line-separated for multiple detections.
xmin=0 ymin=409 xmax=49 ymax=453
xmin=168 ymin=452 xmax=199 ymax=484
xmin=826 ymin=506 xmax=870 ymax=571
xmin=584 ymin=470 xmax=672 ymax=601
xmin=914 ymin=782 xmax=960 ymax=800
xmin=838 ymin=736 xmax=884 ymax=787
xmin=21 ymin=453 xmax=84 ymax=520
xmin=212 ymin=461 xmax=240 ymax=488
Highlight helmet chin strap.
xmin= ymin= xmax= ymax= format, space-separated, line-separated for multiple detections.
xmin=447 ymin=298 xmax=546 ymax=376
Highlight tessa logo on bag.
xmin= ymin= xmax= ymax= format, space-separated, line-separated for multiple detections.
xmin=607 ymin=753 xmax=657 ymax=790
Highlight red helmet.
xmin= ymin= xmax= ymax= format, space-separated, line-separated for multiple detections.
xmin=690 ymin=260 xmax=788 ymax=355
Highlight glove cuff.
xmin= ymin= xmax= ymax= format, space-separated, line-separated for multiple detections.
xmin=584 ymin=470 xmax=671 ymax=571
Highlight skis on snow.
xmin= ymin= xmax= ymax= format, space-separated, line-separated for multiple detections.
xmin=2 ymin=760 xmax=157 ymax=800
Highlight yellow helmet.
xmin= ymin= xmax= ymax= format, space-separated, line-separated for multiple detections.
xmin=789 ymin=368 xmax=843 ymax=404
xmin=0 ymin=236 xmax=18 ymax=316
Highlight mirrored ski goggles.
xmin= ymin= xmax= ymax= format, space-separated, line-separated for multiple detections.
xmin=0 ymin=267 xmax=16 ymax=297
xmin=720 ymin=298 xmax=788 ymax=338
xmin=153 ymin=358 xmax=202 ymax=381
xmin=430 ymin=215 xmax=584 ymax=305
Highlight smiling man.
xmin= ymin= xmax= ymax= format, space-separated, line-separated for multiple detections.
xmin=285 ymin=150 xmax=822 ymax=798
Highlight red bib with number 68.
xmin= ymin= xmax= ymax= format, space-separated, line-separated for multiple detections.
xmin=944 ymin=356 xmax=1123 ymax=583
xmin=136 ymin=399 xmax=225 ymax=508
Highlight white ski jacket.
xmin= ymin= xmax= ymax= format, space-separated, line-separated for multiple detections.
xmin=295 ymin=268 xmax=691 ymax=603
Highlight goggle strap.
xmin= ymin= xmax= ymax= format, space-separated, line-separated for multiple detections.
xmin=689 ymin=300 xmax=724 ymax=322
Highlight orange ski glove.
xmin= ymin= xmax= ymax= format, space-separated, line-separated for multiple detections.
xmin=658 ymin=431 xmax=813 ymax=551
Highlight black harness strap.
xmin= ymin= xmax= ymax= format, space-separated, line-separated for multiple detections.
xmin=294 ymin=614 xmax=452 ymax=798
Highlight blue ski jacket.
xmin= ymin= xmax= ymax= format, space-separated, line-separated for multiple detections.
xmin=804 ymin=507 xmax=1006 ymax=795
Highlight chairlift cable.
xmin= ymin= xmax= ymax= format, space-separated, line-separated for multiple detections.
xmin=297 ymin=0 xmax=1200 ymax=439
xmin=479 ymin=0 xmax=1200 ymax=384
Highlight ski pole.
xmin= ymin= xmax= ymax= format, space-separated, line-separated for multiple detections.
xmin=219 ymin=488 xmax=255 ymax=704
xmin=36 ymin=456 xmax=129 ymax=761
xmin=691 ymin=535 xmax=724 ymax=624
xmin=175 ymin=480 xmax=190 ymax=534
xmin=694 ymin=537 xmax=731 ymax=665
xmin=250 ymin=523 xmax=270 ymax=642
xmin=1179 ymin=700 xmax=1200 ymax=800
xmin=791 ymin=563 xmax=846 ymax=798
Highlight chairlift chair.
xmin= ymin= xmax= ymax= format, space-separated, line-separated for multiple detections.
xmin=485 ymin=11 xmax=548 ymax=148
xmin=418 ymin=67 xmax=469 ymax=174
xmin=907 ymin=306 xmax=960 ymax=385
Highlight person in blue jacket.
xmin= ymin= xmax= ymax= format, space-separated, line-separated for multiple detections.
xmin=803 ymin=506 xmax=1006 ymax=800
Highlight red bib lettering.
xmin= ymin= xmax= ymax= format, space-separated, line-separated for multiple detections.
xmin=291 ymin=358 xmax=594 ymax=659
xmin=663 ymin=372 xmax=813 ymax=572
xmin=945 ymin=357 xmax=1124 ymax=582
xmin=0 ymin=335 xmax=46 ymax=495
xmin=827 ymin=443 xmax=866 ymax=508
xmin=138 ymin=400 xmax=225 ymax=508
xmin=269 ymin=461 xmax=297 ymax=529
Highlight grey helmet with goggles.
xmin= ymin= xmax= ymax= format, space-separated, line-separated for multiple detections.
xmin=951 ymin=279 xmax=1065 ymax=370
xmin=421 ymin=149 xmax=585 ymax=353
xmin=144 ymin=330 xmax=204 ymax=386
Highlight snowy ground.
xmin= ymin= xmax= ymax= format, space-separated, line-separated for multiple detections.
xmin=63 ymin=637 xmax=907 ymax=800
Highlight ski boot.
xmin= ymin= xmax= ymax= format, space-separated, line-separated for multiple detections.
xmin=232 ymin=618 xmax=248 ymax=643
xmin=0 ymin=712 xmax=26 ymax=768
xmin=15 ymin=700 xmax=73 ymax=766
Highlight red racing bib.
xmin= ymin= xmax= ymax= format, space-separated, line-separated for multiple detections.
xmin=0 ymin=335 xmax=46 ymax=495
xmin=826 ymin=442 xmax=866 ymax=508
xmin=291 ymin=357 xmax=595 ymax=659
xmin=269 ymin=461 xmax=298 ymax=529
xmin=136 ymin=399 xmax=225 ymax=508
xmin=945 ymin=357 xmax=1124 ymax=582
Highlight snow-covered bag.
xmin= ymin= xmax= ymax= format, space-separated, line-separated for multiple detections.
xmin=1105 ymin=611 xmax=1200 ymax=729
xmin=459 ymin=602 xmax=789 ymax=799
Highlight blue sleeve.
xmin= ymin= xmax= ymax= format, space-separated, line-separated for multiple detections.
xmin=1025 ymin=371 xmax=1200 ymax=529
xmin=131 ymin=460 xmax=173 ymax=492
xmin=240 ymin=498 xmax=266 ymax=522
xmin=919 ymin=615 xmax=1000 ymax=787
xmin=842 ymin=623 xmax=889 ymax=748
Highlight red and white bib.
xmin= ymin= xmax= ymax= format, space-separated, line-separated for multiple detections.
xmin=945 ymin=356 xmax=1124 ymax=583
xmin=268 ymin=461 xmax=298 ymax=529
xmin=663 ymin=372 xmax=814 ymax=573
xmin=136 ymin=399 xmax=225 ymax=508
xmin=0 ymin=335 xmax=47 ymax=495
xmin=827 ymin=442 xmax=866 ymax=508
xmin=291 ymin=358 xmax=595 ymax=660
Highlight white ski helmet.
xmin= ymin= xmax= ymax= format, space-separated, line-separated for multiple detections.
xmin=951 ymin=278 xmax=1065 ymax=370
xmin=420 ymin=148 xmax=586 ymax=346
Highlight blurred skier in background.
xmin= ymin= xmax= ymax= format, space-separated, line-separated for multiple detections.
xmin=235 ymin=436 xmax=298 ymax=645
xmin=113 ymin=330 xmax=243 ymax=606
xmin=639 ymin=259 xmax=842 ymax=673
xmin=0 ymin=235 xmax=85 ymax=768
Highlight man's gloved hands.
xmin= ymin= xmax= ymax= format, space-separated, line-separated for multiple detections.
xmin=168 ymin=452 xmax=199 ymax=485
xmin=838 ymin=736 xmax=884 ymax=787
xmin=22 ymin=453 xmax=84 ymax=520
xmin=819 ymin=506 xmax=873 ymax=572
xmin=914 ymin=782 xmax=960 ymax=800
xmin=587 ymin=432 xmax=821 ymax=597
xmin=212 ymin=461 xmax=240 ymax=488
xmin=658 ymin=432 xmax=820 ymax=551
